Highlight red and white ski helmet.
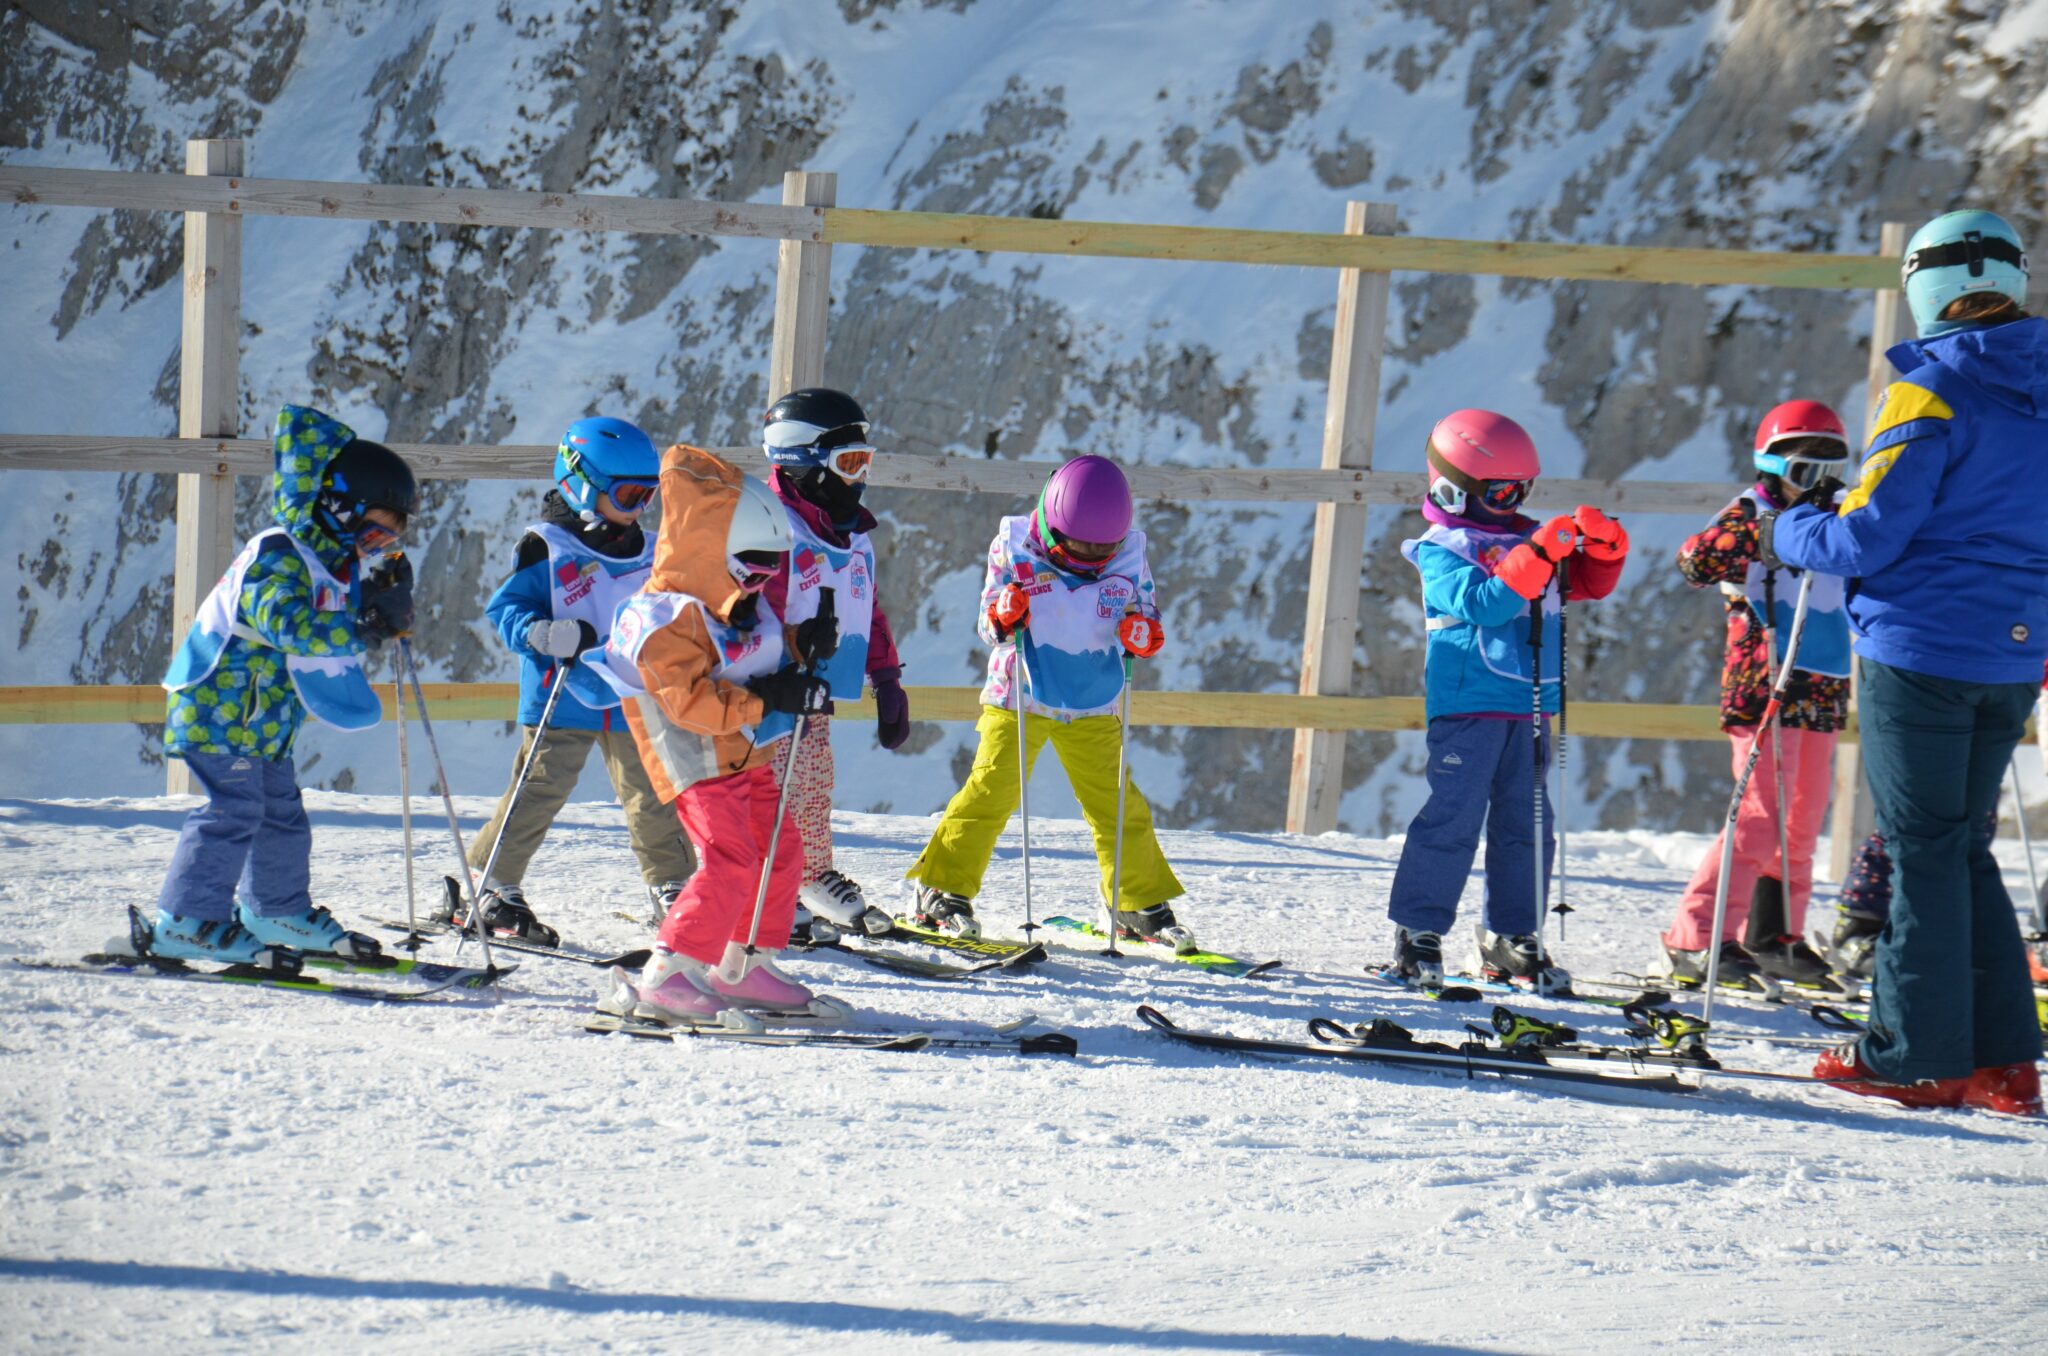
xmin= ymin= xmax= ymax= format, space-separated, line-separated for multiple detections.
xmin=1753 ymin=399 xmax=1849 ymax=488
xmin=1424 ymin=409 xmax=1541 ymax=515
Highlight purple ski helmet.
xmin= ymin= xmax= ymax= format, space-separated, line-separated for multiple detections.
xmin=1032 ymin=456 xmax=1132 ymax=570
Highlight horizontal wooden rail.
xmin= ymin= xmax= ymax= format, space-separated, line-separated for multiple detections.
xmin=3 ymin=164 xmax=1896 ymax=292
xmin=0 ymin=164 xmax=821 ymax=242
xmin=0 ymin=435 xmax=1738 ymax=514
xmin=0 ymin=683 xmax=1786 ymax=741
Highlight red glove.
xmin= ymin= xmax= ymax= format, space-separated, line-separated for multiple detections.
xmin=1573 ymin=505 xmax=1628 ymax=563
xmin=986 ymin=583 xmax=1030 ymax=639
xmin=1529 ymin=514 xmax=1581 ymax=563
xmin=1494 ymin=543 xmax=1556 ymax=601
xmin=1118 ymin=612 xmax=1165 ymax=658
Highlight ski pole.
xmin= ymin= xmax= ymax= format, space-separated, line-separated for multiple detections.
xmin=730 ymin=708 xmax=806 ymax=977
xmin=470 ymin=658 xmax=573 ymax=916
xmin=1104 ymin=653 xmax=1134 ymax=959
xmin=2008 ymin=755 xmax=2039 ymax=919
xmin=1529 ymin=575 xmax=1548 ymax=959
xmin=1554 ymin=556 xmax=1571 ymax=942
xmin=393 ymin=651 xmax=421 ymax=949
xmin=397 ymin=638 xmax=497 ymax=973
xmin=1702 ymin=572 xmax=1815 ymax=1027
xmin=1763 ymin=568 xmax=1794 ymax=937
xmin=1015 ymin=645 xmax=1038 ymax=939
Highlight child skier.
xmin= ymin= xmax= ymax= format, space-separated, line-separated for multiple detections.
xmin=461 ymin=416 xmax=698 ymax=944
xmin=585 ymin=445 xmax=839 ymax=1027
xmin=904 ymin=455 xmax=1190 ymax=950
xmin=1386 ymin=409 xmax=1628 ymax=991
xmin=152 ymin=404 xmax=416 ymax=965
xmin=1659 ymin=400 xmax=1852 ymax=990
xmin=756 ymin=388 xmax=909 ymax=940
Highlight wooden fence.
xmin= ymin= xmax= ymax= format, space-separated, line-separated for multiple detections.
xmin=1 ymin=150 xmax=1912 ymax=865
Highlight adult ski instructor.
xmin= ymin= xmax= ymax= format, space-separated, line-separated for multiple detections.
xmin=1762 ymin=209 xmax=2046 ymax=1117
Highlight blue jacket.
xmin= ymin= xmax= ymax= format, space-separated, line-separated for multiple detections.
xmin=1771 ymin=316 xmax=2048 ymax=685
xmin=1404 ymin=510 xmax=1564 ymax=719
xmin=486 ymin=492 xmax=648 ymax=731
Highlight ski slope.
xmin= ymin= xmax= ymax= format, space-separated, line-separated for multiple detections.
xmin=3 ymin=794 xmax=2045 ymax=1354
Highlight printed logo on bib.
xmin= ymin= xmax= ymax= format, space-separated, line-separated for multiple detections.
xmin=314 ymin=580 xmax=344 ymax=612
xmin=850 ymin=554 xmax=870 ymax=602
xmin=722 ymin=633 xmax=765 ymax=665
xmin=1095 ymin=578 xmax=1134 ymax=618
xmin=614 ymin=607 xmax=646 ymax=653
xmin=1477 ymin=543 xmax=1509 ymax=572
xmin=794 ymin=546 xmax=823 ymax=590
xmin=1014 ymin=558 xmax=1054 ymax=597
xmin=557 ymin=559 xmax=601 ymax=607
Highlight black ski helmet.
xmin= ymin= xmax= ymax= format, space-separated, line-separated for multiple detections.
xmin=317 ymin=437 xmax=418 ymax=543
xmin=762 ymin=388 xmax=870 ymax=468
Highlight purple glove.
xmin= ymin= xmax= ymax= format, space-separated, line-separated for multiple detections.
xmin=873 ymin=674 xmax=910 ymax=751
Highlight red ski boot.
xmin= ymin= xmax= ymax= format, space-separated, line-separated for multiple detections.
xmin=1959 ymin=1062 xmax=2043 ymax=1117
xmin=1812 ymin=1042 xmax=1966 ymax=1110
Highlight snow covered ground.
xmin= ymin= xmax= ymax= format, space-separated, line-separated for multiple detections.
xmin=3 ymin=793 xmax=2045 ymax=1354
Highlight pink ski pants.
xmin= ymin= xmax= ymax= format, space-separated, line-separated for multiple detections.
xmin=1666 ymin=724 xmax=1837 ymax=949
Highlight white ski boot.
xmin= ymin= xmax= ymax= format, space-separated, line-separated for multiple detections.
xmin=800 ymin=869 xmax=892 ymax=937
xmin=1389 ymin=926 xmax=1445 ymax=987
xmin=909 ymin=884 xmax=980 ymax=938
xmin=1110 ymin=901 xmax=1198 ymax=955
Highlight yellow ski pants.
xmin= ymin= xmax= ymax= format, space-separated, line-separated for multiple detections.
xmin=907 ymin=705 xmax=1183 ymax=908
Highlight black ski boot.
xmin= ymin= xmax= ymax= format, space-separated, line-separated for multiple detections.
xmin=1662 ymin=938 xmax=1773 ymax=993
xmin=1113 ymin=903 xmax=1197 ymax=955
xmin=1826 ymin=911 xmax=1883 ymax=984
xmin=473 ymin=885 xmax=561 ymax=948
xmin=1389 ymin=927 xmax=1445 ymax=987
xmin=910 ymin=884 xmax=979 ymax=939
xmin=1749 ymin=934 xmax=1835 ymax=989
xmin=1478 ymin=930 xmax=1572 ymax=995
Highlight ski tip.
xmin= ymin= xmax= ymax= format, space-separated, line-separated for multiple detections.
xmin=1018 ymin=1032 xmax=1080 ymax=1056
xmin=1134 ymin=1004 xmax=1174 ymax=1033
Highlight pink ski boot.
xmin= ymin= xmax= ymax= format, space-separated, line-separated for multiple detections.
xmin=596 ymin=951 xmax=762 ymax=1031
xmin=707 ymin=943 xmax=849 ymax=1020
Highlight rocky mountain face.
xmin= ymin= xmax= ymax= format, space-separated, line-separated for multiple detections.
xmin=6 ymin=0 xmax=2046 ymax=830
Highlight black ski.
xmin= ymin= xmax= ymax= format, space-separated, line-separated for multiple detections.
xmin=794 ymin=935 xmax=1049 ymax=981
xmin=372 ymin=916 xmax=651 ymax=970
xmin=1137 ymin=1004 xmax=1692 ymax=1092
xmin=881 ymin=918 xmax=1048 ymax=964
xmin=582 ymin=1010 xmax=1077 ymax=1054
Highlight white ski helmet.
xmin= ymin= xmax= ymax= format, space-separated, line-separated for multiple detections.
xmin=726 ymin=473 xmax=792 ymax=591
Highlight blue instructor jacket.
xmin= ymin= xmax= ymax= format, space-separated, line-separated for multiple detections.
xmin=1770 ymin=316 xmax=2048 ymax=685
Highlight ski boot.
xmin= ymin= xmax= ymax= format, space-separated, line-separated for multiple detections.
xmin=143 ymin=910 xmax=302 ymax=973
xmin=1748 ymin=934 xmax=1834 ymax=990
xmin=801 ymin=869 xmax=892 ymax=938
xmin=638 ymin=880 xmax=688 ymax=929
xmin=235 ymin=900 xmax=383 ymax=960
xmin=1662 ymin=938 xmax=1776 ymax=995
xmin=1825 ymin=911 xmax=1883 ymax=986
xmin=707 ymin=942 xmax=849 ymax=1019
xmin=1813 ymin=1040 xmax=1966 ymax=1110
xmin=909 ymin=884 xmax=980 ymax=939
xmin=596 ymin=950 xmax=760 ymax=1031
xmin=473 ymin=885 xmax=561 ymax=948
xmin=1961 ymin=1062 xmax=2044 ymax=1117
xmin=1388 ymin=926 xmax=1444 ymax=987
xmin=1111 ymin=902 xmax=1198 ymax=956
xmin=789 ymin=902 xmax=838 ymax=948
xmin=1478 ymin=930 xmax=1572 ymax=995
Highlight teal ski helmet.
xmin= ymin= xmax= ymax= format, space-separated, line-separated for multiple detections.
xmin=1902 ymin=210 xmax=2030 ymax=338
xmin=554 ymin=416 xmax=660 ymax=520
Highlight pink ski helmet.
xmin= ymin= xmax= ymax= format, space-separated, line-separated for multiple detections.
xmin=1031 ymin=455 xmax=1132 ymax=572
xmin=1424 ymin=409 xmax=1541 ymax=516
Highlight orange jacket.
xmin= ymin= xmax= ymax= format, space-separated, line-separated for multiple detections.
xmin=619 ymin=445 xmax=777 ymax=801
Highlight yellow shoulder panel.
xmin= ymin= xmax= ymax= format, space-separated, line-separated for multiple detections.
xmin=1838 ymin=449 xmax=1898 ymax=515
xmin=1870 ymin=381 xmax=1954 ymax=437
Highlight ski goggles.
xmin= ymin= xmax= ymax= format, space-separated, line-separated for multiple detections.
xmin=562 ymin=449 xmax=660 ymax=512
xmin=818 ymin=442 xmax=875 ymax=482
xmin=355 ymin=517 xmax=406 ymax=552
xmin=1045 ymin=529 xmax=1122 ymax=574
xmin=1477 ymin=478 xmax=1532 ymax=512
xmin=1757 ymin=436 xmax=1848 ymax=490
xmin=728 ymin=551 xmax=780 ymax=594
xmin=1902 ymin=232 xmax=2027 ymax=282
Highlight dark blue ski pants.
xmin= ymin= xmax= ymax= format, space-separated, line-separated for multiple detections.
xmin=155 ymin=752 xmax=314 ymax=923
xmin=1857 ymin=659 xmax=2044 ymax=1081
xmin=1388 ymin=716 xmax=1554 ymax=938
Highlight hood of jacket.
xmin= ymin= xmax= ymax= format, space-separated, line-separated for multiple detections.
xmin=648 ymin=444 xmax=755 ymax=621
xmin=271 ymin=404 xmax=357 ymax=574
xmin=1889 ymin=315 xmax=2048 ymax=420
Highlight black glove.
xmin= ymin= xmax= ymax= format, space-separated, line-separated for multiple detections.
xmin=1793 ymin=475 xmax=1845 ymax=512
xmin=358 ymin=555 xmax=415 ymax=648
xmin=873 ymin=674 xmax=910 ymax=751
xmin=747 ymin=667 xmax=830 ymax=716
xmin=792 ymin=585 xmax=840 ymax=668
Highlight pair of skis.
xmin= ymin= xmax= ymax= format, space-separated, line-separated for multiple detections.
xmin=583 ymin=1009 xmax=1079 ymax=1056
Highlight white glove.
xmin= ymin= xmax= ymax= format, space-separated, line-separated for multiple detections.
xmin=526 ymin=619 xmax=588 ymax=659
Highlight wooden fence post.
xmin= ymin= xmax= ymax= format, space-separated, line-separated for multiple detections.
xmin=166 ymin=138 xmax=244 ymax=795
xmin=1825 ymin=221 xmax=1909 ymax=878
xmin=767 ymin=170 xmax=837 ymax=401
xmin=1286 ymin=201 xmax=1397 ymax=834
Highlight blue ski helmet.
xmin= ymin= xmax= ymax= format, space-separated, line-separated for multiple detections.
xmin=555 ymin=416 xmax=660 ymax=519
xmin=1902 ymin=210 xmax=2030 ymax=337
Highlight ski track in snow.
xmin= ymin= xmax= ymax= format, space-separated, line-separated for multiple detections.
xmin=2 ymin=795 xmax=2045 ymax=1354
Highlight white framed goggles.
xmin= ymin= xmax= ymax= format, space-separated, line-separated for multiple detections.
xmin=819 ymin=442 xmax=875 ymax=481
